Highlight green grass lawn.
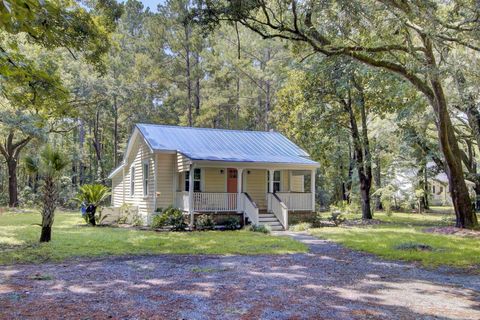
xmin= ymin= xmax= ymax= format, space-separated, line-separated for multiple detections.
xmin=310 ymin=210 xmax=480 ymax=268
xmin=0 ymin=209 xmax=307 ymax=265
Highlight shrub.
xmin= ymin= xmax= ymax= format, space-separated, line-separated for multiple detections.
xmin=196 ymin=214 xmax=215 ymax=230
xmin=249 ymin=224 xmax=271 ymax=234
xmin=311 ymin=212 xmax=323 ymax=228
xmin=329 ymin=211 xmax=346 ymax=226
xmin=223 ymin=216 xmax=240 ymax=230
xmin=289 ymin=222 xmax=311 ymax=232
xmin=150 ymin=206 xmax=187 ymax=231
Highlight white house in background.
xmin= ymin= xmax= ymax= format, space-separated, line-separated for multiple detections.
xmin=428 ymin=172 xmax=475 ymax=206
xmin=108 ymin=124 xmax=320 ymax=230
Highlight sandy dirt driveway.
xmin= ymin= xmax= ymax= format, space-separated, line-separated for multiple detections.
xmin=1 ymin=232 xmax=479 ymax=319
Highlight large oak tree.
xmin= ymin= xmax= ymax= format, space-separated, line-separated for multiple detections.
xmin=198 ymin=0 xmax=479 ymax=228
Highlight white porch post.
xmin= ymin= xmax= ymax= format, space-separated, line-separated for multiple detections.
xmin=188 ymin=165 xmax=194 ymax=226
xmin=288 ymin=170 xmax=292 ymax=192
xmin=268 ymin=169 xmax=274 ymax=212
xmin=237 ymin=168 xmax=243 ymax=213
xmin=268 ymin=169 xmax=274 ymax=193
xmin=311 ymin=169 xmax=316 ymax=212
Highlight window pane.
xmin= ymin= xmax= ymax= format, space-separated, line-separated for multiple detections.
xmin=274 ymin=171 xmax=281 ymax=181
xmin=194 ymin=168 xmax=201 ymax=180
xmin=194 ymin=181 xmax=201 ymax=192
xmin=274 ymin=182 xmax=280 ymax=192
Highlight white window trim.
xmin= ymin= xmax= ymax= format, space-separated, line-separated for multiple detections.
xmin=142 ymin=160 xmax=150 ymax=197
xmin=185 ymin=168 xmax=202 ymax=192
xmin=267 ymin=170 xmax=282 ymax=193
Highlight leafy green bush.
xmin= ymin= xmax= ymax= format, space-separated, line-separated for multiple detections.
xmin=196 ymin=214 xmax=215 ymax=230
xmin=249 ymin=224 xmax=271 ymax=234
xmin=289 ymin=222 xmax=311 ymax=232
xmin=330 ymin=201 xmax=359 ymax=216
xmin=329 ymin=211 xmax=346 ymax=226
xmin=223 ymin=216 xmax=240 ymax=230
xmin=150 ymin=206 xmax=187 ymax=231
xmin=311 ymin=212 xmax=323 ymax=228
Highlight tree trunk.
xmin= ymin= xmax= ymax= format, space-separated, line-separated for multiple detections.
xmin=0 ymin=132 xmax=31 ymax=207
xmin=40 ymin=176 xmax=57 ymax=242
xmin=431 ymin=82 xmax=477 ymax=227
xmin=422 ymin=37 xmax=477 ymax=228
xmin=184 ymin=19 xmax=193 ymax=126
xmin=343 ymin=94 xmax=372 ymax=220
xmin=373 ymin=156 xmax=383 ymax=210
xmin=7 ymin=159 xmax=18 ymax=207
xmin=113 ymin=95 xmax=119 ymax=167
xmin=39 ymin=227 xmax=51 ymax=242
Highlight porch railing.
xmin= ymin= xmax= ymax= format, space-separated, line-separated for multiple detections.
xmin=243 ymin=193 xmax=259 ymax=225
xmin=193 ymin=192 xmax=238 ymax=212
xmin=268 ymin=193 xmax=288 ymax=230
xmin=276 ymin=192 xmax=313 ymax=211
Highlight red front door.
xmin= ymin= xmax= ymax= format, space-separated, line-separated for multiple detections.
xmin=227 ymin=168 xmax=238 ymax=193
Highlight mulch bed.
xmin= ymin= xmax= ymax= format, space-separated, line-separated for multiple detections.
xmin=423 ymin=226 xmax=480 ymax=238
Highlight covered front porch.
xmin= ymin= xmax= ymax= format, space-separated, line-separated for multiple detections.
xmin=169 ymin=161 xmax=316 ymax=230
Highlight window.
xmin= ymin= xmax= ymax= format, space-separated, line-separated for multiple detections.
xmin=143 ymin=162 xmax=149 ymax=196
xmin=432 ymin=185 xmax=436 ymax=193
xmin=268 ymin=170 xmax=281 ymax=193
xmin=185 ymin=168 xmax=201 ymax=192
xmin=130 ymin=166 xmax=135 ymax=196
xmin=439 ymin=186 xmax=443 ymax=193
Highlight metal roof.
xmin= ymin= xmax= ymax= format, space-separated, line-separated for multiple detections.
xmin=136 ymin=124 xmax=319 ymax=166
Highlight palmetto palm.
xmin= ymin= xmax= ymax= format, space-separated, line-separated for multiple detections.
xmin=39 ymin=146 xmax=69 ymax=242
xmin=74 ymin=184 xmax=111 ymax=225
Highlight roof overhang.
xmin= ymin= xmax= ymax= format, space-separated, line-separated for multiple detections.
xmin=190 ymin=160 xmax=320 ymax=169
xmin=108 ymin=163 xmax=124 ymax=179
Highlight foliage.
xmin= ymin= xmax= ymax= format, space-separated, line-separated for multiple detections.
xmin=196 ymin=214 xmax=216 ymax=230
xmin=373 ymin=185 xmax=397 ymax=216
xmin=329 ymin=211 xmax=347 ymax=226
xmin=249 ymin=224 xmax=271 ymax=234
xmin=222 ymin=216 xmax=240 ymax=230
xmin=289 ymin=222 xmax=312 ymax=232
xmin=330 ymin=201 xmax=359 ymax=216
xmin=150 ymin=206 xmax=187 ymax=231
xmin=74 ymin=184 xmax=111 ymax=207
xmin=311 ymin=212 xmax=324 ymax=228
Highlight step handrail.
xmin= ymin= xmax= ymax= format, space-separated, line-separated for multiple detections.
xmin=269 ymin=193 xmax=288 ymax=230
xmin=243 ymin=192 xmax=259 ymax=225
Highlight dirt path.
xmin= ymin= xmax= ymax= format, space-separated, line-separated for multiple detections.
xmin=0 ymin=232 xmax=479 ymax=319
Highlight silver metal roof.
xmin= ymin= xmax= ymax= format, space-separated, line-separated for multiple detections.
xmin=136 ymin=124 xmax=319 ymax=166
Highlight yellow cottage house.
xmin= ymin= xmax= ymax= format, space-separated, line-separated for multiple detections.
xmin=108 ymin=124 xmax=320 ymax=230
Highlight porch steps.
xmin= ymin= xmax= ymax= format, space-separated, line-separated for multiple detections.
xmin=258 ymin=213 xmax=284 ymax=231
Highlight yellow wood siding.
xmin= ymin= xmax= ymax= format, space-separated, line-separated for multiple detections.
xmin=291 ymin=175 xmax=304 ymax=192
xmin=245 ymin=169 xmax=267 ymax=209
xmin=282 ymin=170 xmax=289 ymax=191
xmin=111 ymin=173 xmax=124 ymax=207
xmin=122 ymin=135 xmax=155 ymax=223
xmin=177 ymin=153 xmax=191 ymax=172
xmin=204 ymin=168 xmax=226 ymax=192
xmin=156 ymin=153 xmax=175 ymax=209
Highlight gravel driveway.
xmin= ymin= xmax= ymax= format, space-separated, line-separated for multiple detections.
xmin=1 ymin=232 xmax=479 ymax=319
